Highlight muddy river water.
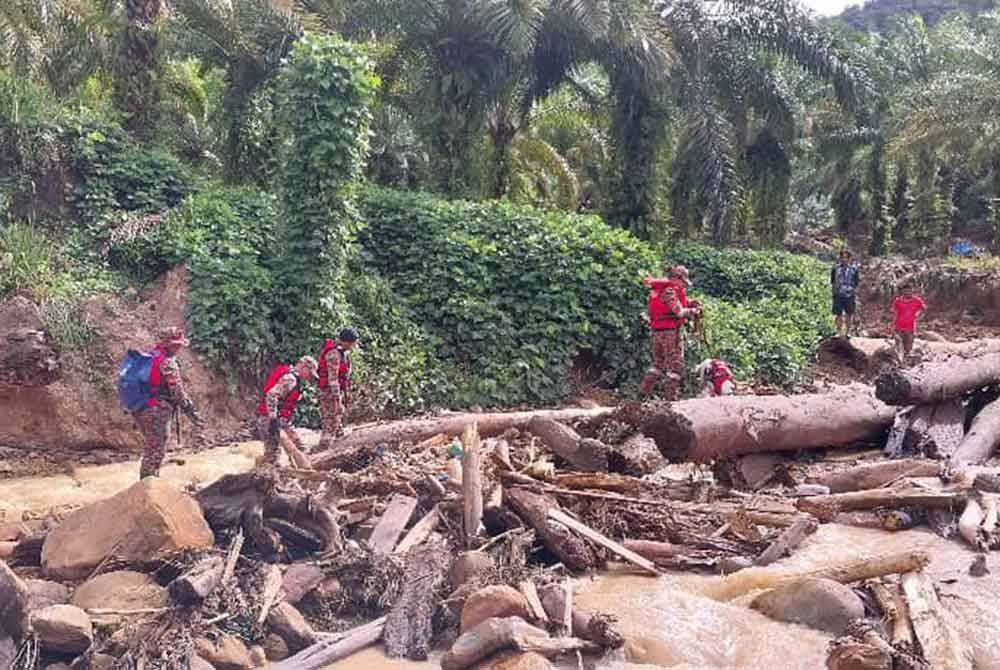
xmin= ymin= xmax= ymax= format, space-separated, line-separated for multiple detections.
xmin=3 ymin=445 xmax=998 ymax=669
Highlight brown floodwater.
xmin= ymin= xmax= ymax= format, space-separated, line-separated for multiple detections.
xmin=331 ymin=523 xmax=1000 ymax=669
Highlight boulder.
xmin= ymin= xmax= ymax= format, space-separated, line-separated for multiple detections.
xmin=450 ymin=551 xmax=495 ymax=590
xmin=281 ymin=564 xmax=325 ymax=605
xmin=249 ymin=646 xmax=267 ymax=668
xmin=474 ymin=651 xmax=554 ymax=669
xmin=71 ymin=570 xmax=168 ymax=614
xmin=0 ymin=560 xmax=29 ymax=637
xmin=0 ymin=634 xmax=15 ymax=670
xmin=25 ymin=579 xmax=72 ymax=610
xmin=42 ymin=479 xmax=214 ymax=580
xmin=460 ymin=585 xmax=532 ymax=633
xmin=827 ymin=640 xmax=892 ymax=670
xmin=266 ymin=602 xmax=317 ymax=652
xmin=195 ymin=634 xmax=252 ymax=670
xmin=0 ymin=522 xmax=29 ymax=543
xmin=190 ymin=656 xmax=216 ymax=670
xmin=30 ymin=605 xmax=93 ymax=654
xmin=0 ymin=542 xmax=15 ymax=559
xmin=751 ymin=578 xmax=864 ymax=635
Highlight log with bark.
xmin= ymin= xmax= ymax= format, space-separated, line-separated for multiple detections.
xmin=809 ymin=459 xmax=942 ymax=494
xmin=168 ymin=556 xmax=224 ymax=604
xmin=876 ymin=353 xmax=1000 ymax=406
xmin=271 ymin=616 xmax=385 ymax=670
xmin=825 ymin=337 xmax=1000 ymax=374
xmin=899 ymin=401 xmax=966 ymax=459
xmin=950 ymin=397 xmax=1000 ymax=466
xmin=622 ymin=539 xmax=681 ymax=564
xmin=900 ymin=571 xmax=973 ymax=670
xmin=312 ymin=407 xmax=613 ymax=469
xmin=505 ymin=489 xmax=597 ymax=572
xmin=527 ymin=416 xmax=609 ymax=472
xmin=0 ymin=328 xmax=60 ymax=386
xmin=638 ymin=387 xmax=895 ymax=462
xmin=797 ymin=486 xmax=966 ymax=521
xmin=384 ymin=543 xmax=450 ymax=660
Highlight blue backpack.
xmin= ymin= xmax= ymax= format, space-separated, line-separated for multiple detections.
xmin=117 ymin=349 xmax=159 ymax=411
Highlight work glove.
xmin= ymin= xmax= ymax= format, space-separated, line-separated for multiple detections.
xmin=268 ymin=418 xmax=280 ymax=438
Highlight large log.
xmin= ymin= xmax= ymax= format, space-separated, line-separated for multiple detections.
xmin=876 ymin=353 xmax=1000 ymax=406
xmin=640 ymin=387 xmax=895 ymax=462
xmin=809 ymin=459 xmax=942 ymax=494
xmin=505 ymin=489 xmax=597 ymax=572
xmin=312 ymin=407 xmax=612 ymax=469
xmin=950 ymin=397 xmax=1000 ymax=466
xmin=826 ymin=337 xmax=1000 ymax=374
xmin=0 ymin=328 xmax=60 ymax=386
xmin=384 ymin=544 xmax=450 ymax=660
xmin=527 ymin=416 xmax=608 ymax=472
xmin=797 ymin=486 xmax=966 ymax=520
xmin=903 ymin=401 xmax=966 ymax=459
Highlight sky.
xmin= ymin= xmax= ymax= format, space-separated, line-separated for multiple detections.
xmin=800 ymin=0 xmax=865 ymax=16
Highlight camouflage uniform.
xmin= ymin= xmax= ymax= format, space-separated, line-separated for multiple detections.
xmin=639 ymin=329 xmax=685 ymax=401
xmin=135 ymin=353 xmax=193 ymax=478
xmin=257 ymin=371 xmax=305 ymax=466
xmin=318 ymin=347 xmax=348 ymax=451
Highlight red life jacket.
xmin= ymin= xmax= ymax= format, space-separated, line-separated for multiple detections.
xmin=708 ymin=359 xmax=734 ymax=396
xmin=648 ymin=280 xmax=688 ymax=330
xmin=317 ymin=339 xmax=351 ymax=392
xmin=146 ymin=346 xmax=170 ymax=407
xmin=255 ymin=364 xmax=300 ymax=419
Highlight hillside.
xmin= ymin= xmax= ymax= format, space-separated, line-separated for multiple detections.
xmin=837 ymin=0 xmax=995 ymax=30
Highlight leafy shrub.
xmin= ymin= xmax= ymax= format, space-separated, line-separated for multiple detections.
xmin=0 ymin=222 xmax=60 ymax=300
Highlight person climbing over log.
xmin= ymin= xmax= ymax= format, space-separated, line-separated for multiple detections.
xmin=831 ymin=248 xmax=860 ymax=338
xmin=891 ymin=282 xmax=926 ymax=362
xmin=316 ymin=328 xmax=358 ymax=451
xmin=640 ymin=265 xmax=702 ymax=401
xmin=121 ymin=327 xmax=206 ymax=479
xmin=256 ymin=356 xmax=318 ymax=466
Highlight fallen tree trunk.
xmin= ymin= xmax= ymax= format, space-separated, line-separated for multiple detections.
xmin=711 ymin=550 xmax=930 ymax=601
xmin=313 ymin=407 xmax=612 ymax=469
xmin=876 ymin=353 xmax=1000 ymax=406
xmin=828 ymin=337 xmax=1000 ymax=374
xmin=950 ymin=397 xmax=1000 ymax=467
xmin=640 ymin=387 xmax=895 ymax=462
xmin=797 ymin=486 xmax=966 ymax=520
xmin=506 ymin=489 xmax=597 ymax=572
xmin=527 ymin=416 xmax=608 ymax=472
xmin=0 ymin=328 xmax=60 ymax=386
xmin=809 ymin=459 xmax=942 ymax=494
xmin=900 ymin=571 xmax=973 ymax=670
xmin=271 ymin=617 xmax=385 ymax=670
xmin=384 ymin=544 xmax=450 ymax=660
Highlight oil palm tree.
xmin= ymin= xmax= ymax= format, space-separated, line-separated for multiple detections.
xmin=114 ymin=0 xmax=165 ymax=135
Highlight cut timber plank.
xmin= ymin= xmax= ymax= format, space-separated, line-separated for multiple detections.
xmin=900 ymin=571 xmax=972 ymax=670
xmin=519 ymin=580 xmax=549 ymax=624
xmin=394 ymin=505 xmax=441 ymax=554
xmin=462 ymin=423 xmax=484 ymax=548
xmin=547 ymin=508 xmax=658 ymax=576
xmin=368 ymin=494 xmax=418 ymax=554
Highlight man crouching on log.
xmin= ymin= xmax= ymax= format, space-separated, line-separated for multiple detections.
xmin=640 ymin=265 xmax=702 ymax=401
xmin=256 ymin=356 xmax=318 ymax=467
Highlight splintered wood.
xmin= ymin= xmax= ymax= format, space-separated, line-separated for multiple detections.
xmin=368 ymin=494 xmax=418 ymax=554
xmin=462 ymin=423 xmax=484 ymax=548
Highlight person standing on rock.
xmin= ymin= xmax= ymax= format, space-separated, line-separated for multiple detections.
xmin=316 ymin=328 xmax=357 ymax=451
xmin=640 ymin=265 xmax=702 ymax=401
xmin=135 ymin=327 xmax=205 ymax=479
xmin=256 ymin=356 xmax=318 ymax=466
xmin=891 ymin=282 xmax=926 ymax=361
xmin=831 ymin=248 xmax=860 ymax=338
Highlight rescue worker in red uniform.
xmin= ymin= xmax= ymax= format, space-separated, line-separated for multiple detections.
xmin=135 ymin=327 xmax=205 ymax=479
xmin=695 ymin=358 xmax=736 ymax=397
xmin=256 ymin=356 xmax=318 ymax=466
xmin=639 ymin=265 xmax=702 ymax=400
xmin=316 ymin=328 xmax=357 ymax=451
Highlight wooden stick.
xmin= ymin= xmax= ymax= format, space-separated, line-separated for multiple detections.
xmin=271 ymin=616 xmax=386 ymax=670
xmin=222 ymin=530 xmax=244 ymax=584
xmin=797 ymin=487 xmax=966 ymax=520
xmin=394 ymin=504 xmax=441 ymax=554
xmin=519 ymin=580 xmax=549 ymax=623
xmin=547 ymin=508 xmax=659 ymax=576
xmin=256 ymin=564 xmax=284 ymax=626
xmin=280 ymin=433 xmax=313 ymax=470
xmin=462 ymin=423 xmax=484 ymax=548
xmin=755 ymin=516 xmax=818 ymax=567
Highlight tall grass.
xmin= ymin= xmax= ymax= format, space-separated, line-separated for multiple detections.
xmin=0 ymin=222 xmax=58 ymax=300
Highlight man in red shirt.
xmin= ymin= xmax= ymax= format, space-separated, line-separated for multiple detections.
xmin=639 ymin=265 xmax=702 ymax=400
xmin=891 ymin=282 xmax=926 ymax=360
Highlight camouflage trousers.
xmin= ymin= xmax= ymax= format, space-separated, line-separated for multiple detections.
xmin=135 ymin=403 xmax=173 ymax=479
xmin=639 ymin=328 xmax=685 ymax=401
xmin=317 ymin=388 xmax=345 ymax=451
xmin=256 ymin=416 xmax=304 ymax=466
